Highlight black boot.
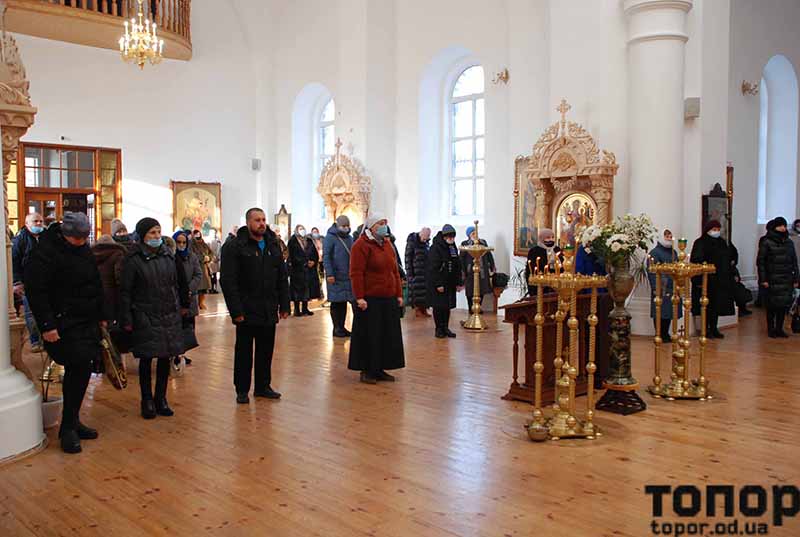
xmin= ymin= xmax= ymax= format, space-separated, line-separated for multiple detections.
xmin=141 ymin=399 xmax=157 ymax=419
xmin=139 ymin=358 xmax=157 ymax=419
xmin=154 ymin=359 xmax=174 ymax=416
xmin=76 ymin=422 xmax=99 ymax=440
xmin=60 ymin=429 xmax=82 ymax=454
xmin=775 ymin=310 xmax=789 ymax=338
xmin=294 ymin=301 xmax=303 ymax=317
xmin=302 ymin=301 xmax=314 ymax=316
xmin=767 ymin=308 xmax=777 ymax=338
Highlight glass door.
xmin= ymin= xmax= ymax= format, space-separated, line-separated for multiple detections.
xmin=26 ymin=192 xmax=60 ymax=226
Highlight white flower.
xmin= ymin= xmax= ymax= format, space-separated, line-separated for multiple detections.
xmin=611 ymin=242 xmax=622 ymax=252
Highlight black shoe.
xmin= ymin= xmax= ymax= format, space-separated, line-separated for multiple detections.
xmin=76 ymin=421 xmax=98 ymax=440
xmin=768 ymin=330 xmax=778 ymax=338
xmin=254 ymin=387 xmax=282 ymax=399
xmin=236 ymin=392 xmax=250 ymax=404
xmin=333 ymin=328 xmax=350 ymax=338
xmin=360 ymin=372 xmax=377 ymax=384
xmin=435 ymin=331 xmax=447 ymax=339
xmin=711 ymin=331 xmax=725 ymax=339
xmin=739 ymin=309 xmax=753 ymax=317
xmin=776 ymin=330 xmax=789 ymax=338
xmin=376 ymin=371 xmax=395 ymax=382
xmin=446 ymin=329 xmax=457 ymax=338
xmin=141 ymin=399 xmax=157 ymax=419
xmin=294 ymin=310 xmax=304 ymax=317
xmin=60 ymin=429 xmax=82 ymax=454
xmin=304 ymin=310 xmax=315 ymax=316
xmin=155 ymin=399 xmax=174 ymax=416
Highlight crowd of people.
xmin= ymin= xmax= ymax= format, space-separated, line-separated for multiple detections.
xmin=10 ymin=206 xmax=800 ymax=454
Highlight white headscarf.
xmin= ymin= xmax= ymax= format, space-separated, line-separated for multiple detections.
xmin=364 ymin=212 xmax=386 ymax=231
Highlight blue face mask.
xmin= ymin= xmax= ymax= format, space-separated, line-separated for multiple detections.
xmin=375 ymin=225 xmax=389 ymax=238
xmin=146 ymin=238 xmax=163 ymax=249
xmin=30 ymin=225 xmax=44 ymax=235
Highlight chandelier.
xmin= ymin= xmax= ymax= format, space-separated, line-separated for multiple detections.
xmin=118 ymin=0 xmax=164 ymax=69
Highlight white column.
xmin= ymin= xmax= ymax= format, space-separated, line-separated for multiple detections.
xmin=0 ymin=125 xmax=45 ymax=462
xmin=625 ymin=0 xmax=693 ymax=335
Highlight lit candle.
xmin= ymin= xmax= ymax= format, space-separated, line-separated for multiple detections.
xmin=124 ymin=20 xmax=128 ymax=35
xmin=119 ymin=37 xmax=124 ymax=52
xmin=159 ymin=40 xmax=164 ymax=55
xmin=153 ymin=23 xmax=157 ymax=38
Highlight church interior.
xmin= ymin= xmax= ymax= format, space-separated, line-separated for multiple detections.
xmin=1 ymin=1 xmax=799 ymax=536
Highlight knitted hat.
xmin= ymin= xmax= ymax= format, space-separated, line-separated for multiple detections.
xmin=441 ymin=224 xmax=456 ymax=237
xmin=364 ymin=212 xmax=386 ymax=230
xmin=336 ymin=215 xmax=350 ymax=227
xmin=703 ymin=220 xmax=722 ymax=234
xmin=61 ymin=212 xmax=91 ymax=238
xmin=135 ymin=217 xmax=160 ymax=242
xmin=96 ymin=234 xmax=114 ymax=245
xmin=772 ymin=216 xmax=788 ymax=228
xmin=110 ymin=218 xmax=127 ymax=236
xmin=466 ymin=226 xmax=475 ymax=238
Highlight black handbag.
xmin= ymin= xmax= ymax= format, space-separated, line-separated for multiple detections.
xmin=792 ymin=312 xmax=800 ymax=334
xmin=492 ymin=272 xmax=510 ymax=289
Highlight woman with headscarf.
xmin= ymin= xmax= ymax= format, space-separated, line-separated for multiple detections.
xmin=647 ymin=229 xmax=681 ymax=343
xmin=120 ymin=218 xmax=189 ymax=419
xmin=174 ymin=230 xmax=203 ymax=364
xmin=324 ymin=215 xmax=354 ymax=337
xmin=308 ymin=227 xmax=324 ymax=301
xmin=287 ymin=224 xmax=319 ymax=316
xmin=190 ymin=229 xmax=214 ymax=309
xmin=92 ymin=234 xmax=127 ymax=325
xmin=757 ymin=216 xmax=799 ymax=337
xmin=460 ymin=225 xmax=495 ymax=312
xmin=348 ymin=213 xmax=405 ymax=383
xmin=525 ymin=228 xmax=563 ymax=296
xmin=690 ymin=220 xmax=735 ymax=338
xmin=427 ymin=224 xmax=464 ymax=338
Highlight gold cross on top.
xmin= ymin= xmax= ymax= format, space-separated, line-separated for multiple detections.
xmin=556 ymin=99 xmax=571 ymax=123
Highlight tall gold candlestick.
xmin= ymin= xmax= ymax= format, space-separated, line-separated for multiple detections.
xmin=459 ymin=220 xmax=494 ymax=331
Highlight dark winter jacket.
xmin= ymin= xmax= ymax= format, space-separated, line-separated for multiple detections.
xmin=323 ymin=223 xmax=354 ymax=303
xmin=426 ymin=232 xmax=464 ymax=310
xmin=690 ymin=234 xmax=735 ymax=317
xmin=176 ymin=250 xmax=203 ymax=317
xmin=757 ymin=229 xmax=799 ymax=309
xmin=647 ymin=244 xmax=682 ymax=320
xmin=24 ymin=224 xmax=104 ymax=366
xmin=12 ymin=226 xmax=39 ymax=285
xmin=460 ymin=239 xmax=495 ymax=298
xmin=220 ymin=226 xmax=290 ymax=326
xmin=91 ymin=241 xmax=128 ymax=323
xmin=404 ymin=232 xmax=430 ymax=308
xmin=525 ymin=245 xmax=562 ymax=296
xmin=120 ymin=242 xmax=189 ymax=359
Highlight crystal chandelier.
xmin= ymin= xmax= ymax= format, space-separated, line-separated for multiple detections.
xmin=118 ymin=0 xmax=164 ymax=69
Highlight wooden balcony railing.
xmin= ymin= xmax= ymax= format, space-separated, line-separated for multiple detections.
xmin=5 ymin=0 xmax=192 ymax=61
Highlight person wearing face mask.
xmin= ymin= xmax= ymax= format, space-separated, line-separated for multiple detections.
xmin=173 ymin=230 xmax=203 ymax=365
xmin=690 ymin=220 xmax=735 ymax=339
xmin=647 ymin=229 xmax=681 ymax=343
xmin=120 ymin=218 xmax=189 ymax=419
xmin=426 ymin=225 xmax=465 ymax=339
xmin=189 ymin=229 xmax=214 ymax=310
xmin=287 ymin=224 xmax=319 ymax=316
xmin=110 ymin=218 xmax=137 ymax=251
xmin=348 ymin=213 xmax=405 ymax=383
xmin=405 ymin=227 xmax=432 ymax=318
xmin=460 ymin=226 xmax=496 ymax=312
xmin=24 ymin=212 xmax=106 ymax=453
xmin=323 ymin=215 xmax=355 ymax=337
xmin=525 ymin=228 xmax=563 ymax=296
xmin=12 ymin=212 xmax=44 ymax=352
xmin=757 ymin=216 xmax=799 ymax=338
xmin=308 ymin=227 xmax=324 ymax=301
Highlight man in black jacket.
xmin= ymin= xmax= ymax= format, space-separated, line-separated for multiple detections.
xmin=24 ymin=212 xmax=105 ymax=454
xmin=220 ymin=208 xmax=290 ymax=404
xmin=12 ymin=212 xmax=44 ymax=349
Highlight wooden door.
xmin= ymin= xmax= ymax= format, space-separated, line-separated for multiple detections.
xmin=25 ymin=192 xmax=60 ymax=225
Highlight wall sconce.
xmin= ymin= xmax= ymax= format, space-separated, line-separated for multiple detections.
xmin=492 ymin=68 xmax=510 ymax=85
xmin=741 ymin=80 xmax=759 ymax=96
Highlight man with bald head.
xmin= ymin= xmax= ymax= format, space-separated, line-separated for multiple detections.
xmin=13 ymin=212 xmax=45 ymax=350
xmin=405 ymin=226 xmax=433 ymax=317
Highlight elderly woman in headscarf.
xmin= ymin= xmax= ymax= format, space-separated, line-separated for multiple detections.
xmin=460 ymin=225 xmax=495 ymax=312
xmin=189 ymin=229 xmax=214 ymax=309
xmin=525 ymin=228 xmax=563 ymax=296
xmin=348 ymin=213 xmax=405 ymax=384
xmin=690 ymin=220 xmax=735 ymax=339
xmin=287 ymin=224 xmax=319 ymax=316
xmin=428 ymin=224 xmax=464 ymax=338
xmin=173 ymin=230 xmax=202 ymax=365
xmin=647 ymin=229 xmax=681 ymax=343
xmin=308 ymin=227 xmax=324 ymax=301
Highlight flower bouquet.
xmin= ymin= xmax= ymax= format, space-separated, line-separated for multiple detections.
xmin=578 ymin=214 xmax=658 ymax=270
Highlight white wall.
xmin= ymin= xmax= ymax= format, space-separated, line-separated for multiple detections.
xmin=15 ymin=0 xmax=258 ymax=234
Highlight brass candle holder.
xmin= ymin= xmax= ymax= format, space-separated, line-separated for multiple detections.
xmin=526 ymin=246 xmax=609 ymax=441
xmin=647 ymin=239 xmax=716 ymax=400
xmin=459 ymin=220 xmax=494 ymax=331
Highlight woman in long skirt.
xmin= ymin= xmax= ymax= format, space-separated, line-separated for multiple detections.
xmin=348 ymin=214 xmax=405 ymax=384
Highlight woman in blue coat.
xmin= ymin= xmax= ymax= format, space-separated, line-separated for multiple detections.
xmin=648 ymin=229 xmax=681 ymax=343
xmin=323 ymin=215 xmax=354 ymax=337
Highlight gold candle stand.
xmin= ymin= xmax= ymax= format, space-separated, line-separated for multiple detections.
xmin=647 ymin=239 xmax=716 ymax=400
xmin=526 ymin=246 xmax=609 ymax=442
xmin=459 ymin=220 xmax=494 ymax=331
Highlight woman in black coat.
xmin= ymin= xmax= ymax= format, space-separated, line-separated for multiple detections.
xmin=690 ymin=220 xmax=735 ymax=338
xmin=174 ymin=230 xmax=203 ymax=365
xmin=24 ymin=213 xmax=105 ymax=454
xmin=287 ymin=225 xmax=318 ymax=316
xmin=405 ymin=228 xmax=431 ymax=317
xmin=426 ymin=225 xmax=464 ymax=339
xmin=120 ymin=218 xmax=188 ymax=419
xmin=757 ymin=217 xmax=799 ymax=337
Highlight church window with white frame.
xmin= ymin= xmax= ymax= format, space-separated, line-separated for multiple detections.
xmin=450 ymin=65 xmax=485 ymax=216
xmin=316 ymin=97 xmax=336 ymax=219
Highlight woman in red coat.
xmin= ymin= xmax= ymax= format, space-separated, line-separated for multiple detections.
xmin=348 ymin=213 xmax=406 ymax=384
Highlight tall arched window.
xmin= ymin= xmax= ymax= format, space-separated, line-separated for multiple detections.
xmin=449 ymin=65 xmax=485 ymax=216
xmin=315 ymin=97 xmax=335 ymax=219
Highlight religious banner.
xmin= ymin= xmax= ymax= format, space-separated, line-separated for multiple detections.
xmin=171 ymin=180 xmax=222 ymax=238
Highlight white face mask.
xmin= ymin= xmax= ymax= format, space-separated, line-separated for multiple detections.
xmin=298 ymin=229 xmax=306 ymax=237
xmin=658 ymin=238 xmax=673 ymax=249
xmin=445 ymin=238 xmax=455 ymax=245
xmin=708 ymin=230 xmax=721 ymax=239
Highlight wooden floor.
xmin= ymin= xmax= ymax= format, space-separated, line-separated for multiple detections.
xmin=1 ymin=295 xmax=798 ymax=537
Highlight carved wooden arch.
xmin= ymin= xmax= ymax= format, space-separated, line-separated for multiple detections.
xmin=316 ymin=138 xmax=372 ymax=227
xmin=513 ymin=99 xmax=617 ymax=254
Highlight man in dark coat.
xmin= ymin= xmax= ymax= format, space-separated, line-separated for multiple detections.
xmin=460 ymin=225 xmax=496 ymax=311
xmin=13 ymin=212 xmax=44 ymax=349
xmin=323 ymin=215 xmax=354 ymax=337
xmin=120 ymin=217 xmax=189 ymax=419
xmin=405 ymin=227 xmax=431 ymax=317
xmin=426 ymin=225 xmax=464 ymax=338
xmin=25 ymin=212 xmax=105 ymax=454
xmin=757 ymin=216 xmax=799 ymax=338
xmin=690 ymin=220 xmax=735 ymax=338
xmin=221 ymin=208 xmax=290 ymax=404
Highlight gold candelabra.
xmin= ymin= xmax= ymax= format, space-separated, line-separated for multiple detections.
xmin=526 ymin=246 xmax=608 ymax=441
xmin=119 ymin=0 xmax=164 ymax=69
xmin=647 ymin=239 xmax=716 ymax=400
xmin=459 ymin=220 xmax=494 ymax=331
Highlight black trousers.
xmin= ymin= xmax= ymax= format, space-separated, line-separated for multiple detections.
xmin=653 ymin=319 xmax=672 ymax=341
xmin=61 ymin=361 xmax=93 ymax=432
xmin=707 ymin=312 xmax=720 ymax=334
xmin=139 ymin=358 xmax=170 ymax=401
xmin=767 ymin=307 xmax=788 ymax=334
xmin=433 ymin=307 xmax=451 ymax=333
xmin=330 ymin=301 xmax=349 ymax=330
xmin=234 ymin=324 xmax=276 ymax=394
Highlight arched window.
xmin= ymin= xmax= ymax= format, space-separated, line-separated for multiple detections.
xmin=314 ymin=97 xmax=335 ymax=220
xmin=449 ymin=65 xmax=485 ymax=216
